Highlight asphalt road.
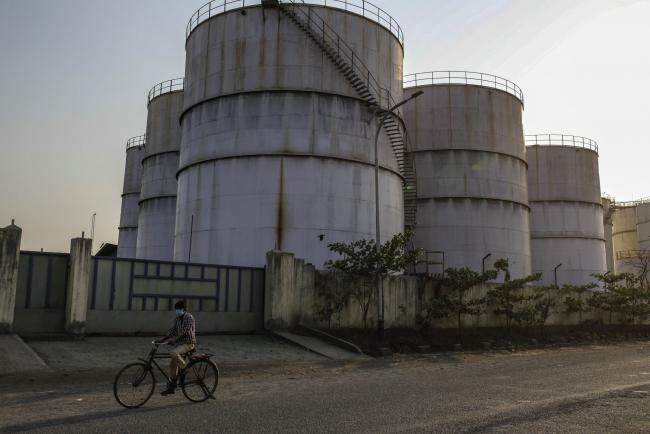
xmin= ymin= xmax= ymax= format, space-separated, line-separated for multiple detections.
xmin=2 ymin=342 xmax=650 ymax=433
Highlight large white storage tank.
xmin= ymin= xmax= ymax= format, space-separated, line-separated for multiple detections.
xmin=602 ymin=196 xmax=614 ymax=273
xmin=526 ymin=135 xmax=606 ymax=285
xmin=117 ymin=135 xmax=145 ymax=258
xmin=612 ymin=203 xmax=639 ymax=274
xmin=636 ymin=201 xmax=650 ymax=252
xmin=402 ymin=71 xmax=531 ymax=277
xmin=175 ymin=1 xmax=406 ymax=267
xmin=136 ymin=79 xmax=184 ymax=261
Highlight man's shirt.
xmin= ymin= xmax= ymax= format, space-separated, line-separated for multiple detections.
xmin=167 ymin=312 xmax=196 ymax=346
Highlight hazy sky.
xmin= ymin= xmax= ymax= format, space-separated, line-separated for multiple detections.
xmin=1 ymin=0 xmax=648 ymax=252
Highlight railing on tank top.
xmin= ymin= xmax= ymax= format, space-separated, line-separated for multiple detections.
xmin=611 ymin=198 xmax=650 ymax=208
xmin=525 ymin=134 xmax=598 ymax=153
xmin=147 ymin=78 xmax=185 ymax=105
xmin=403 ymin=71 xmax=525 ymax=106
xmin=186 ymin=0 xmax=404 ymax=46
xmin=126 ymin=134 xmax=146 ymax=150
xmin=616 ymin=250 xmax=650 ymax=260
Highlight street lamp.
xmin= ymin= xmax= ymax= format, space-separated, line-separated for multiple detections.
xmin=482 ymin=253 xmax=492 ymax=273
xmin=554 ymin=263 xmax=563 ymax=287
xmin=374 ymin=90 xmax=424 ymax=340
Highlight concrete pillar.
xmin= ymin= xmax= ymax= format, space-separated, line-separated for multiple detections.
xmin=65 ymin=237 xmax=92 ymax=336
xmin=0 ymin=221 xmax=22 ymax=333
xmin=265 ymin=251 xmax=295 ymax=329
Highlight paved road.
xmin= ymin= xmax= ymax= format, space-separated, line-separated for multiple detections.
xmin=2 ymin=342 xmax=650 ymax=433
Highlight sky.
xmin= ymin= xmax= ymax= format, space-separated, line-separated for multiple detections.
xmin=1 ymin=0 xmax=649 ymax=252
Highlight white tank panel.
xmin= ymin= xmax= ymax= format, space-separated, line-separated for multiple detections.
xmin=402 ymin=80 xmax=530 ymax=277
xmin=118 ymin=142 xmax=144 ymax=258
xmin=176 ymin=4 xmax=405 ymax=267
xmin=136 ymin=88 xmax=183 ymax=261
xmin=613 ymin=206 xmax=638 ymax=274
xmin=527 ymin=142 xmax=606 ymax=285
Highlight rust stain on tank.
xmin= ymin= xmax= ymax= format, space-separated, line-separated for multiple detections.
xmin=276 ymin=158 xmax=285 ymax=251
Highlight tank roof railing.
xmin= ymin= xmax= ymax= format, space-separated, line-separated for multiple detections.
xmin=612 ymin=197 xmax=650 ymax=208
xmin=186 ymin=0 xmax=404 ymax=46
xmin=525 ymin=134 xmax=599 ymax=154
xmin=147 ymin=78 xmax=184 ymax=105
xmin=403 ymin=71 xmax=524 ymax=105
xmin=126 ymin=134 xmax=146 ymax=150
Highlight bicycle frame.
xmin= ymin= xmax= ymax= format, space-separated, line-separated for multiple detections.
xmin=136 ymin=344 xmax=185 ymax=385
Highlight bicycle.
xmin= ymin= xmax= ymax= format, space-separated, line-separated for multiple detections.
xmin=113 ymin=341 xmax=219 ymax=409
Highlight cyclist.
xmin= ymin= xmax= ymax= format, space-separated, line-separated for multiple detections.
xmin=156 ymin=300 xmax=196 ymax=396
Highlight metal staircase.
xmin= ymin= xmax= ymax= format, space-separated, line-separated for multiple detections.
xmin=275 ymin=0 xmax=418 ymax=228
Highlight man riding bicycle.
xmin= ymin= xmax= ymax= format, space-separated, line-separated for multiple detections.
xmin=156 ymin=300 xmax=196 ymax=396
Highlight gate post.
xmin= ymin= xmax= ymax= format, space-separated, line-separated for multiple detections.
xmin=65 ymin=236 xmax=92 ymax=337
xmin=0 ymin=220 xmax=22 ymax=333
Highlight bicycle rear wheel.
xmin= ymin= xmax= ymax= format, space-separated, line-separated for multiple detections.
xmin=181 ymin=359 xmax=219 ymax=403
xmin=113 ymin=362 xmax=155 ymax=409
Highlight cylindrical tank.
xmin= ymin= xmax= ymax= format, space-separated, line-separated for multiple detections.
xmin=602 ymin=196 xmax=614 ymax=273
xmin=175 ymin=2 xmax=405 ymax=267
xmin=636 ymin=201 xmax=650 ymax=252
xmin=612 ymin=204 xmax=639 ymax=274
xmin=402 ymin=71 xmax=531 ymax=277
xmin=526 ymin=135 xmax=606 ymax=285
xmin=117 ymin=135 xmax=145 ymax=258
xmin=136 ymin=79 xmax=184 ymax=261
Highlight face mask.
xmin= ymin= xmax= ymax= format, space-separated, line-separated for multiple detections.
xmin=175 ymin=309 xmax=185 ymax=317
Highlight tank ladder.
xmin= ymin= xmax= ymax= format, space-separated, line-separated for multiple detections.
xmin=275 ymin=0 xmax=418 ymax=228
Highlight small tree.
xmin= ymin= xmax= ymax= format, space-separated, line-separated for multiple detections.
xmin=562 ymin=283 xmax=598 ymax=324
xmin=590 ymin=273 xmax=636 ymax=324
xmin=325 ymin=229 xmax=420 ymax=329
xmin=523 ymin=284 xmax=562 ymax=331
xmin=442 ymin=267 xmax=497 ymax=341
xmin=487 ymin=259 xmax=542 ymax=332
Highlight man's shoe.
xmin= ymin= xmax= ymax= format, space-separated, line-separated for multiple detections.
xmin=160 ymin=387 xmax=176 ymax=396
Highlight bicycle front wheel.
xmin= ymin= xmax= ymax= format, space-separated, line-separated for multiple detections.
xmin=181 ymin=359 xmax=219 ymax=403
xmin=113 ymin=362 xmax=155 ymax=409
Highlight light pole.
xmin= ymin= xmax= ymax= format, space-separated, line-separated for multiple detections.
xmin=482 ymin=253 xmax=492 ymax=273
xmin=554 ymin=263 xmax=563 ymax=287
xmin=374 ymin=90 xmax=423 ymax=340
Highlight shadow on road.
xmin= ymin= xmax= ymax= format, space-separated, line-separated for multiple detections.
xmin=2 ymin=401 xmax=197 ymax=433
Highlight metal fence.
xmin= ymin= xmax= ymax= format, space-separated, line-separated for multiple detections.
xmin=186 ymin=0 xmax=404 ymax=46
xmin=525 ymin=134 xmax=598 ymax=154
xmin=403 ymin=71 xmax=524 ymax=105
xmin=147 ymin=78 xmax=185 ymax=105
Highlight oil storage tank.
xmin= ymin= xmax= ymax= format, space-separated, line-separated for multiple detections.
xmin=612 ymin=203 xmax=639 ymax=274
xmin=526 ymin=135 xmax=606 ymax=285
xmin=175 ymin=1 xmax=406 ymax=267
xmin=136 ymin=79 xmax=184 ymax=261
xmin=402 ymin=71 xmax=531 ymax=277
xmin=117 ymin=135 xmax=145 ymax=258
xmin=602 ymin=196 xmax=614 ymax=273
xmin=635 ymin=201 xmax=650 ymax=252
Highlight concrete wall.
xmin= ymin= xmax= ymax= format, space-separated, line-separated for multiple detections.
xmin=527 ymin=146 xmax=606 ymax=285
xmin=65 ymin=238 xmax=92 ymax=335
xmin=613 ymin=206 xmax=639 ymax=274
xmin=175 ymin=5 xmax=405 ymax=268
xmin=0 ymin=222 xmax=21 ymax=332
xmin=118 ymin=143 xmax=145 ymax=258
xmin=263 ymin=251 xmax=599 ymax=331
xmin=264 ymin=251 xmax=419 ymax=329
xmin=137 ymin=90 xmax=183 ymax=261
xmin=86 ymin=257 xmax=265 ymax=334
xmin=13 ymin=252 xmax=68 ymax=335
xmin=402 ymin=84 xmax=531 ymax=277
